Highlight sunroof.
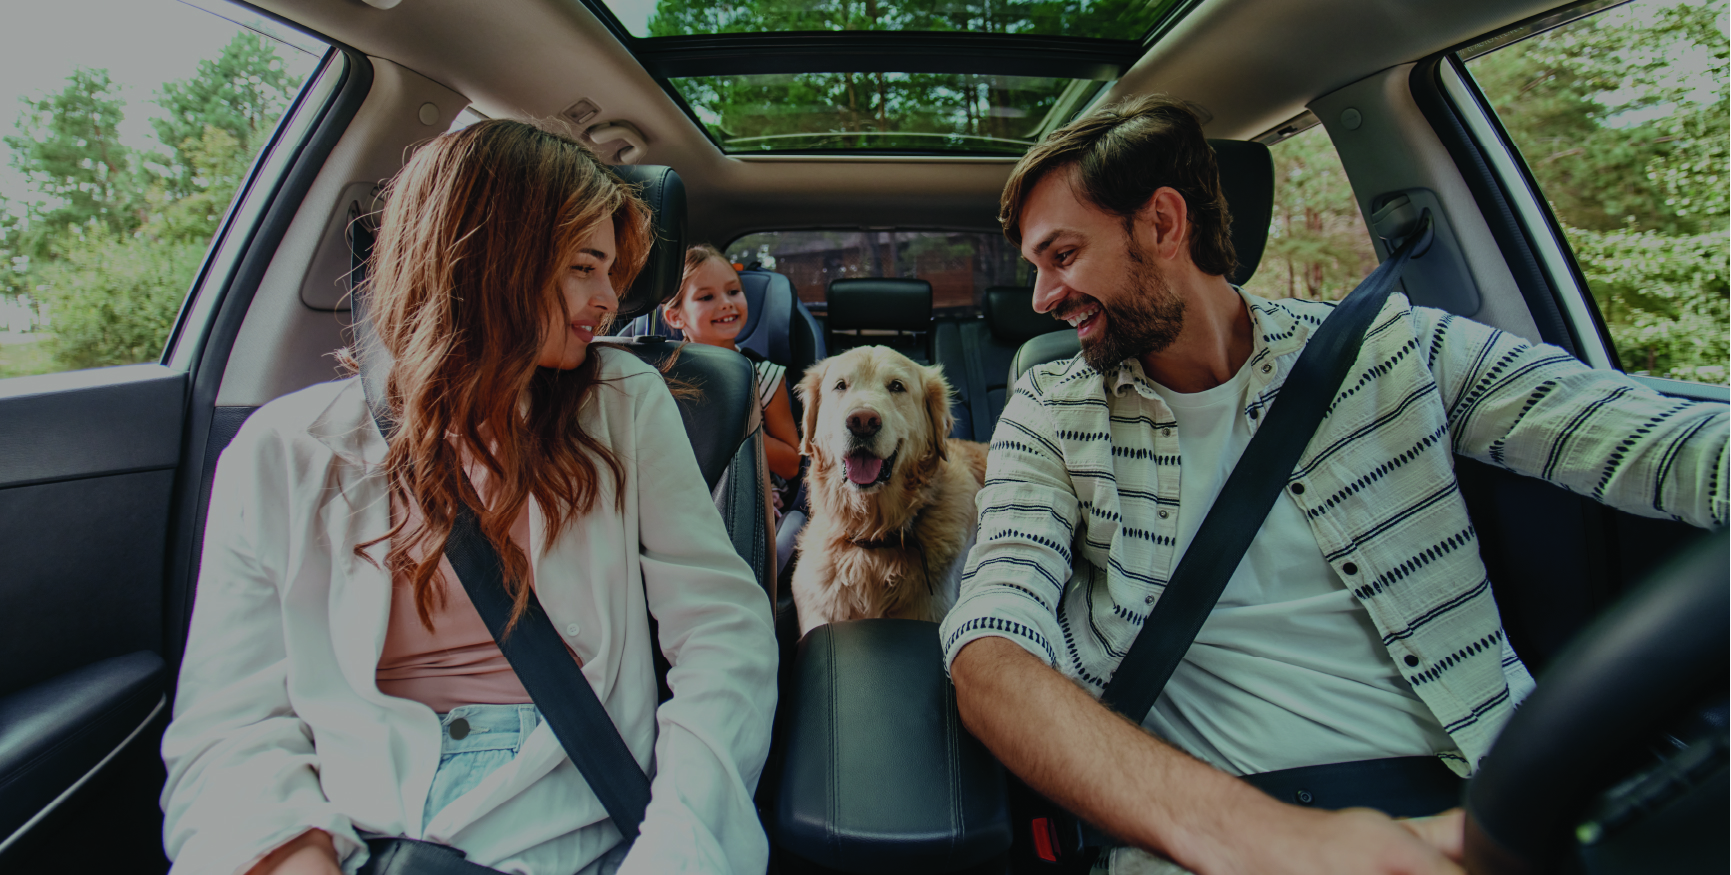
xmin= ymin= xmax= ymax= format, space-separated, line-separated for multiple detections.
xmin=603 ymin=0 xmax=1184 ymax=41
xmin=672 ymin=73 xmax=1111 ymax=154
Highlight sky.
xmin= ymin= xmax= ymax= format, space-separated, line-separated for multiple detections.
xmin=602 ymin=0 xmax=659 ymax=36
xmin=0 ymin=0 xmax=323 ymax=210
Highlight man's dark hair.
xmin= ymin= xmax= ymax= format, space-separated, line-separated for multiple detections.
xmin=1001 ymin=94 xmax=1237 ymax=278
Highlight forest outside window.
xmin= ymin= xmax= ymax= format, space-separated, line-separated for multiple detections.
xmin=0 ymin=0 xmax=325 ymax=379
xmin=1463 ymin=0 xmax=1729 ymax=385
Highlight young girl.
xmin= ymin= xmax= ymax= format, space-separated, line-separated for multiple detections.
xmin=161 ymin=121 xmax=777 ymax=875
xmin=661 ymin=245 xmax=801 ymax=484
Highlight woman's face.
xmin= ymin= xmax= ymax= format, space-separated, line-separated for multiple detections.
xmin=667 ymin=257 xmax=747 ymax=348
xmin=537 ymin=220 xmax=619 ymax=370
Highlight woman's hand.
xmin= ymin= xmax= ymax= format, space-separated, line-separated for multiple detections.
xmin=244 ymin=829 xmax=341 ymax=875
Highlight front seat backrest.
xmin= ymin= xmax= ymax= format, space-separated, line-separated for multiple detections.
xmin=609 ymin=165 xmax=688 ymax=321
xmin=826 ymin=277 xmax=933 ymax=362
xmin=1006 ymin=139 xmax=1275 ymax=387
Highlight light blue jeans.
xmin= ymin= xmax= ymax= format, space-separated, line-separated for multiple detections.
xmin=420 ymin=703 xmax=631 ymax=873
xmin=424 ymin=704 xmax=542 ymax=828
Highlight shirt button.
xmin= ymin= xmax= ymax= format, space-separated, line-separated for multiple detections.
xmin=1248 ymin=409 xmax=1260 ymax=421
xmin=564 ymin=623 xmax=581 ymax=637
xmin=1145 ymin=595 xmax=1155 ymax=605
xmin=1289 ymin=482 xmax=1305 ymax=495
xmin=1158 ymin=509 xmax=1170 ymax=519
xmin=1162 ymin=428 xmax=1172 ymax=437
xmin=1342 ymin=562 xmax=1358 ymax=575
xmin=1261 ymin=363 xmax=1272 ymax=374
xmin=1404 ymin=654 xmax=1421 ymax=667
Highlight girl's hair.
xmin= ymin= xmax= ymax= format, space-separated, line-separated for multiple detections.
xmin=360 ymin=118 xmax=653 ymax=632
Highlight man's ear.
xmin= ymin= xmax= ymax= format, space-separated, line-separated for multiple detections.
xmin=796 ymin=360 xmax=825 ymax=457
xmin=1139 ymin=186 xmax=1191 ymax=263
xmin=922 ymin=364 xmax=953 ymax=463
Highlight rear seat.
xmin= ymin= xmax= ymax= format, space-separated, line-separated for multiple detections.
xmin=825 ymin=278 xmax=933 ymax=364
xmin=934 ymin=287 xmax=1067 ymax=441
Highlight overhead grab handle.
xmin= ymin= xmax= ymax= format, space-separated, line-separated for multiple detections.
xmin=588 ymin=121 xmax=648 ymax=165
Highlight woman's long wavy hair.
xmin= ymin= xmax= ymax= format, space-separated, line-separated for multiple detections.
xmin=358 ymin=119 xmax=653 ymax=632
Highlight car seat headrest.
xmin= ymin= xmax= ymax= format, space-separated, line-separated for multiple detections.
xmin=827 ymin=278 xmax=932 ymax=332
xmin=1207 ymin=139 xmax=1274 ymax=287
xmin=982 ymin=286 xmax=1054 ymax=345
xmin=610 ymin=165 xmax=687 ymax=321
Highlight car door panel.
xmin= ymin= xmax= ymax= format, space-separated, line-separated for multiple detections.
xmin=0 ymin=651 xmax=167 ymax=853
xmin=0 ymin=363 xmax=184 ymax=871
xmin=0 ymin=366 xmax=183 ymax=697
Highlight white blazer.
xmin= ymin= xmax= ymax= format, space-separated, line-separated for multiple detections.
xmin=161 ymin=348 xmax=778 ymax=875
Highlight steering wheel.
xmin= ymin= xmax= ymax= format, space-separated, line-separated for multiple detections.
xmin=1463 ymin=530 xmax=1728 ymax=874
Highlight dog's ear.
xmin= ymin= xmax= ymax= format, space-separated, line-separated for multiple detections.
xmin=922 ymin=363 xmax=954 ymax=463
xmin=796 ymin=359 xmax=826 ymax=457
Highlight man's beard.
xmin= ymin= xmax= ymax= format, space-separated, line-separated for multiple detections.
xmin=1073 ymin=243 xmax=1186 ymax=373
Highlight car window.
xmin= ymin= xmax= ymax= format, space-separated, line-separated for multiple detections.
xmin=1462 ymin=0 xmax=1728 ymax=385
xmin=0 ymin=0 xmax=326 ymax=380
xmin=725 ymin=229 xmax=1030 ymax=314
xmin=1239 ymin=120 xmax=1378 ymax=303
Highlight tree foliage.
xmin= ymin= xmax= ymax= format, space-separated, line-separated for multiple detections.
xmin=646 ymin=0 xmax=1179 ymax=39
xmin=1469 ymin=0 xmax=1728 ymax=382
xmin=4 ymin=68 xmax=142 ymax=271
xmin=0 ymin=32 xmax=304 ymax=374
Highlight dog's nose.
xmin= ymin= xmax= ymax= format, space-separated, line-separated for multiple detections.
xmin=846 ymin=409 xmax=881 ymax=437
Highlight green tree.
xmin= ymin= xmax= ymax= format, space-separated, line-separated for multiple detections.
xmin=152 ymin=32 xmax=304 ymax=199
xmin=32 ymin=224 xmax=204 ymax=370
xmin=4 ymin=68 xmax=142 ymax=251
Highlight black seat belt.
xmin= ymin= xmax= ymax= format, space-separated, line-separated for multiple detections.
xmin=1017 ymin=214 xmax=1434 ymax=870
xmin=352 ymin=306 xmax=653 ymax=841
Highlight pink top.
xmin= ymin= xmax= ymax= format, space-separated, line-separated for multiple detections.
xmin=376 ymin=464 xmax=580 ymax=713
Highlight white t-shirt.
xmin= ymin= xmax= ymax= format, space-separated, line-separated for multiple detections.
xmin=1142 ymin=361 xmax=1453 ymax=776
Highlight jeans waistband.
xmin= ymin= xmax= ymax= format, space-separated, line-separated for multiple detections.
xmin=436 ymin=704 xmax=540 ymax=755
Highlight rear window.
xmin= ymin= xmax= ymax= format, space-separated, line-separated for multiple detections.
xmin=724 ymin=229 xmax=1030 ymax=314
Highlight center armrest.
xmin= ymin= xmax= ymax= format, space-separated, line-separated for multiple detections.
xmin=775 ymin=619 xmax=1011 ymax=874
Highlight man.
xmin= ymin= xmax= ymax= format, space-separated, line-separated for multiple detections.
xmin=940 ymin=94 xmax=1727 ymax=875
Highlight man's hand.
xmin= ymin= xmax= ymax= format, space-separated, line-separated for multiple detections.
xmin=244 ymin=829 xmax=341 ymax=875
xmin=1203 ymin=806 xmax=1465 ymax=875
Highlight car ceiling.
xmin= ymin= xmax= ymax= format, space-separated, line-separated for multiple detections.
xmin=255 ymin=0 xmax=1565 ymax=246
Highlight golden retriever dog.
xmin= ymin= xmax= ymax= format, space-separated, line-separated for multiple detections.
xmin=791 ymin=346 xmax=989 ymax=635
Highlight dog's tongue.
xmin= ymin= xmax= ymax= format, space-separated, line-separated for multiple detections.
xmin=846 ymin=454 xmax=884 ymax=485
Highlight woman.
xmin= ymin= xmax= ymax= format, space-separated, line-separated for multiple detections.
xmin=661 ymin=245 xmax=801 ymax=488
xmin=161 ymin=120 xmax=777 ymax=875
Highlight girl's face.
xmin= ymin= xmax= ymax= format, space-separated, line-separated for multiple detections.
xmin=667 ymin=257 xmax=747 ymax=348
xmin=537 ymin=220 xmax=619 ymax=370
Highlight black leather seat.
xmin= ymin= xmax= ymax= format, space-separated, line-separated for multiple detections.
xmin=933 ymin=286 xmax=1058 ymax=441
xmin=598 ymin=166 xmax=776 ymax=599
xmin=826 ymin=277 xmax=934 ymax=364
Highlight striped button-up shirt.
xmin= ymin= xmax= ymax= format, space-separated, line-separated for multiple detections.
xmin=940 ymin=290 xmax=1727 ymax=775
